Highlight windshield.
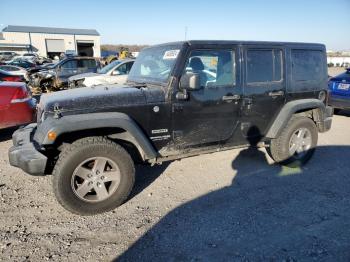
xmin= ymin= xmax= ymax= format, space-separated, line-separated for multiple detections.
xmin=127 ymin=44 xmax=182 ymax=84
xmin=98 ymin=60 xmax=121 ymax=74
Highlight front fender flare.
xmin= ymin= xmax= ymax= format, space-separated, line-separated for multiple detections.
xmin=34 ymin=112 xmax=158 ymax=160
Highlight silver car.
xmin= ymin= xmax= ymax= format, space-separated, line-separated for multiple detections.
xmin=68 ymin=59 xmax=135 ymax=88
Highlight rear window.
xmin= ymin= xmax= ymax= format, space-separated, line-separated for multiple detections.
xmin=246 ymin=49 xmax=283 ymax=83
xmin=291 ymin=50 xmax=323 ymax=81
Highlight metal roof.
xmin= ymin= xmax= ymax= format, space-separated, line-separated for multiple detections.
xmin=2 ymin=25 xmax=100 ymax=36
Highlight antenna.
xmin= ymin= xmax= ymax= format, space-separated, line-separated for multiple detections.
xmin=185 ymin=26 xmax=188 ymax=41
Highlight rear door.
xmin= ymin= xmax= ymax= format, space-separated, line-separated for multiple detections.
xmin=240 ymin=46 xmax=286 ymax=140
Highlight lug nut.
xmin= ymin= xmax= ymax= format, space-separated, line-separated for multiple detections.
xmin=87 ymin=174 xmax=92 ymax=178
xmin=100 ymin=176 xmax=105 ymax=180
xmin=96 ymin=170 xmax=100 ymax=175
xmin=88 ymin=181 xmax=93 ymax=186
xmin=97 ymin=182 xmax=101 ymax=187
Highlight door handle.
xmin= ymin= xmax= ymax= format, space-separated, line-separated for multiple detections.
xmin=268 ymin=91 xmax=284 ymax=97
xmin=222 ymin=95 xmax=240 ymax=101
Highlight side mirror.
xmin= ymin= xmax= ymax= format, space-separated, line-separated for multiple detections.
xmin=180 ymin=72 xmax=201 ymax=90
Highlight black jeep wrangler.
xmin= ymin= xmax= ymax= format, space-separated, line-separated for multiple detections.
xmin=9 ymin=41 xmax=333 ymax=215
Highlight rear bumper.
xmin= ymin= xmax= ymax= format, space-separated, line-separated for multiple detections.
xmin=8 ymin=124 xmax=47 ymax=176
xmin=329 ymin=95 xmax=350 ymax=109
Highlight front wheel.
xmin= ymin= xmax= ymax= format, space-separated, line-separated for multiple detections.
xmin=267 ymin=116 xmax=318 ymax=167
xmin=52 ymin=137 xmax=135 ymax=215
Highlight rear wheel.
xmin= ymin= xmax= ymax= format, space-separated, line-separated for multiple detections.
xmin=267 ymin=116 xmax=318 ymax=167
xmin=52 ymin=136 xmax=135 ymax=215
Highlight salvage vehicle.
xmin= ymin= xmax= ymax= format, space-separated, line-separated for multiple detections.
xmin=328 ymin=67 xmax=350 ymax=113
xmin=0 ymin=82 xmax=36 ymax=129
xmin=29 ymin=57 xmax=100 ymax=92
xmin=0 ymin=51 xmax=18 ymax=61
xmin=0 ymin=65 xmax=29 ymax=80
xmin=8 ymin=58 xmax=37 ymax=70
xmin=68 ymin=59 xmax=135 ymax=88
xmin=0 ymin=66 xmax=28 ymax=82
xmin=8 ymin=40 xmax=333 ymax=215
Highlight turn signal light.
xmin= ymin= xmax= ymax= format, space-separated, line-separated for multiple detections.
xmin=47 ymin=131 xmax=57 ymax=141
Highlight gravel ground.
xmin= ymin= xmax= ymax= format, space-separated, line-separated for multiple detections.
xmin=1 ymin=112 xmax=350 ymax=261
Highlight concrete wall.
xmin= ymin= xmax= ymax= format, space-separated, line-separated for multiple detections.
xmin=0 ymin=31 xmax=101 ymax=57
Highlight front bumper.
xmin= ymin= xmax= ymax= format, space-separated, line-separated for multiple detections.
xmin=8 ymin=124 xmax=48 ymax=176
xmin=328 ymin=95 xmax=350 ymax=110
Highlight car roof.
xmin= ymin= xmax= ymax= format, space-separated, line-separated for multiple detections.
xmin=151 ymin=40 xmax=325 ymax=49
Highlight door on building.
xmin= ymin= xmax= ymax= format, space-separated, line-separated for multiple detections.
xmin=77 ymin=42 xmax=94 ymax=57
xmin=46 ymin=39 xmax=65 ymax=59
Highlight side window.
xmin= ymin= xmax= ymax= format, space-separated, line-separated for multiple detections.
xmin=61 ymin=60 xmax=78 ymax=69
xmin=126 ymin=61 xmax=134 ymax=73
xmin=184 ymin=49 xmax=236 ymax=88
xmin=79 ymin=59 xmax=96 ymax=68
xmin=114 ymin=63 xmax=128 ymax=75
xmin=246 ymin=49 xmax=283 ymax=84
xmin=291 ymin=50 xmax=323 ymax=81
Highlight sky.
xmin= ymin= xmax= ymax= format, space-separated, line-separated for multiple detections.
xmin=0 ymin=0 xmax=349 ymax=50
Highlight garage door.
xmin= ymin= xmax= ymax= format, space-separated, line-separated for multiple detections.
xmin=46 ymin=39 xmax=65 ymax=52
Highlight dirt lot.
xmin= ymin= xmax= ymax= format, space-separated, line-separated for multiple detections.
xmin=0 ymin=111 xmax=349 ymax=261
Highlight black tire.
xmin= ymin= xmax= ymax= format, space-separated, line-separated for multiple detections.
xmin=52 ymin=136 xmax=135 ymax=215
xmin=267 ymin=116 xmax=318 ymax=167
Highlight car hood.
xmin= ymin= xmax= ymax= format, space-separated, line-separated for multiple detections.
xmin=39 ymin=84 xmax=165 ymax=115
xmin=69 ymin=72 xmax=100 ymax=81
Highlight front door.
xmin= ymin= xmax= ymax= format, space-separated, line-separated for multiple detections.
xmin=172 ymin=48 xmax=242 ymax=149
xmin=240 ymin=47 xmax=286 ymax=141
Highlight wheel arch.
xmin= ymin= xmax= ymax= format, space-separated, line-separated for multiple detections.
xmin=266 ymin=99 xmax=326 ymax=139
xmin=35 ymin=112 xmax=158 ymax=161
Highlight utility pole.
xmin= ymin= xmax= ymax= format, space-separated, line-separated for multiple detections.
xmin=184 ymin=26 xmax=188 ymax=41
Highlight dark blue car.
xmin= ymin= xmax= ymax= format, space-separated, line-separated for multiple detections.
xmin=328 ymin=68 xmax=350 ymax=113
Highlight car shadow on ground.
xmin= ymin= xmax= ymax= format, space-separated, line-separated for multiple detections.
xmin=116 ymin=144 xmax=350 ymax=261
xmin=129 ymin=163 xmax=170 ymax=200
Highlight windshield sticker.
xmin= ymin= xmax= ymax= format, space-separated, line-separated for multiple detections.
xmin=163 ymin=50 xmax=180 ymax=60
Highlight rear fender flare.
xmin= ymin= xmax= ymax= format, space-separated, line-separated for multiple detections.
xmin=266 ymin=99 xmax=326 ymax=138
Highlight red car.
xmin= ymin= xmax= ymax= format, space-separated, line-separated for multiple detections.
xmin=0 ymin=82 xmax=36 ymax=129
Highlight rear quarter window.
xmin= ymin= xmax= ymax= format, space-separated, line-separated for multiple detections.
xmin=291 ymin=50 xmax=323 ymax=81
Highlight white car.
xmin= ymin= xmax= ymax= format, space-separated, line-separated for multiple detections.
xmin=68 ymin=59 xmax=135 ymax=88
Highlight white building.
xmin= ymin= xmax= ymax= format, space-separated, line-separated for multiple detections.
xmin=0 ymin=25 xmax=101 ymax=58
xmin=327 ymin=56 xmax=350 ymax=67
